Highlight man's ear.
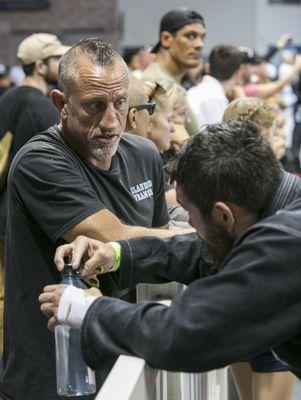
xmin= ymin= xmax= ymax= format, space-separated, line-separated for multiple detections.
xmin=127 ymin=108 xmax=137 ymax=129
xmin=160 ymin=31 xmax=173 ymax=49
xmin=51 ymin=89 xmax=67 ymax=117
xmin=211 ymin=202 xmax=235 ymax=235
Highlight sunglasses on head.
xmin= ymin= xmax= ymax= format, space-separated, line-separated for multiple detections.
xmin=129 ymin=102 xmax=156 ymax=115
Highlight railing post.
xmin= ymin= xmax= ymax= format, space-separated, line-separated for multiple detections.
xmin=96 ymin=283 xmax=230 ymax=399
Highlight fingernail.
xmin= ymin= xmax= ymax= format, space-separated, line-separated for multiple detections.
xmin=71 ymin=261 xmax=79 ymax=269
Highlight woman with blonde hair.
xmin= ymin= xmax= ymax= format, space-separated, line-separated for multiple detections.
xmin=223 ymin=97 xmax=286 ymax=160
xmin=163 ymin=80 xmax=191 ymax=151
xmin=141 ymin=80 xmax=190 ymax=221
xmin=141 ymin=80 xmax=175 ymax=153
xmin=222 ymin=97 xmax=294 ymax=400
xmin=142 ymin=79 xmax=190 ymax=152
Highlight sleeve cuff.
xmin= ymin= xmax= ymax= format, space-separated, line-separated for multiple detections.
xmin=117 ymin=240 xmax=134 ymax=290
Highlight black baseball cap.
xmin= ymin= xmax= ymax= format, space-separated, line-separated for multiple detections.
xmin=151 ymin=7 xmax=205 ymax=54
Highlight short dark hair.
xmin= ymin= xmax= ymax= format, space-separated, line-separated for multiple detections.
xmin=170 ymin=120 xmax=281 ymax=216
xmin=209 ymin=45 xmax=242 ymax=81
xmin=238 ymin=46 xmax=262 ymax=65
xmin=123 ymin=46 xmax=140 ymax=66
xmin=58 ymin=38 xmax=128 ymax=97
xmin=22 ymin=62 xmax=35 ymax=76
xmin=22 ymin=55 xmax=58 ymax=76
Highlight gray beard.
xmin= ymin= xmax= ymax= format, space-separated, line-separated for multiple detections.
xmin=89 ymin=140 xmax=119 ymax=161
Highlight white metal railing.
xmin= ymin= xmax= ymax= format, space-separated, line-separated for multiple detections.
xmin=96 ymin=354 xmax=228 ymax=400
xmin=95 ymin=355 xmax=157 ymax=400
xmin=95 ymin=282 xmax=228 ymax=399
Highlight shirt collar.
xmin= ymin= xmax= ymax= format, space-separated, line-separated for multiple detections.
xmin=261 ymin=170 xmax=301 ymax=218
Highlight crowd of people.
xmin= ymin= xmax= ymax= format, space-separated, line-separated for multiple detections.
xmin=0 ymin=6 xmax=301 ymax=400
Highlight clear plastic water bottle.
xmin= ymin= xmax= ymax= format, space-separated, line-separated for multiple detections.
xmin=55 ymin=263 xmax=96 ymax=397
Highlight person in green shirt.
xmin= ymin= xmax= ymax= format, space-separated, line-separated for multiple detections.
xmin=141 ymin=7 xmax=206 ymax=136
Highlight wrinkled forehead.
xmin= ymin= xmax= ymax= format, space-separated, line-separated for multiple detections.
xmin=74 ymin=57 xmax=129 ymax=94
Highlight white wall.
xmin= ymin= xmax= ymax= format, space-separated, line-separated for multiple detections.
xmin=117 ymin=0 xmax=301 ymax=56
xmin=255 ymin=0 xmax=301 ymax=53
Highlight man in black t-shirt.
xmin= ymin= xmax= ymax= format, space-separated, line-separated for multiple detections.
xmin=0 ymin=33 xmax=68 ymax=360
xmin=1 ymin=38 xmax=183 ymax=400
xmin=0 ymin=33 xmax=69 ymax=164
xmin=0 ymin=34 xmax=69 ymax=239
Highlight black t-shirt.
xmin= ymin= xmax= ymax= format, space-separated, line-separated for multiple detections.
xmin=0 ymin=85 xmax=9 ymax=98
xmin=1 ymin=126 xmax=169 ymax=400
xmin=0 ymin=85 xmax=59 ymax=158
xmin=0 ymin=86 xmax=59 ymax=240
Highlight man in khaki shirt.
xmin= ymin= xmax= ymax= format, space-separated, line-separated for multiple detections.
xmin=141 ymin=7 xmax=206 ymax=135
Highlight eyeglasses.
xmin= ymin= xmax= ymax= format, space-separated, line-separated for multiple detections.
xmin=129 ymin=102 xmax=156 ymax=115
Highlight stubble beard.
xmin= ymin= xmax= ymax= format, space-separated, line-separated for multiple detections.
xmin=44 ymin=67 xmax=58 ymax=87
xmin=88 ymin=139 xmax=120 ymax=161
xmin=204 ymin=224 xmax=235 ymax=267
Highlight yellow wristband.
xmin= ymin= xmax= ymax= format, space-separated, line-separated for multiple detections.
xmin=108 ymin=242 xmax=121 ymax=272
